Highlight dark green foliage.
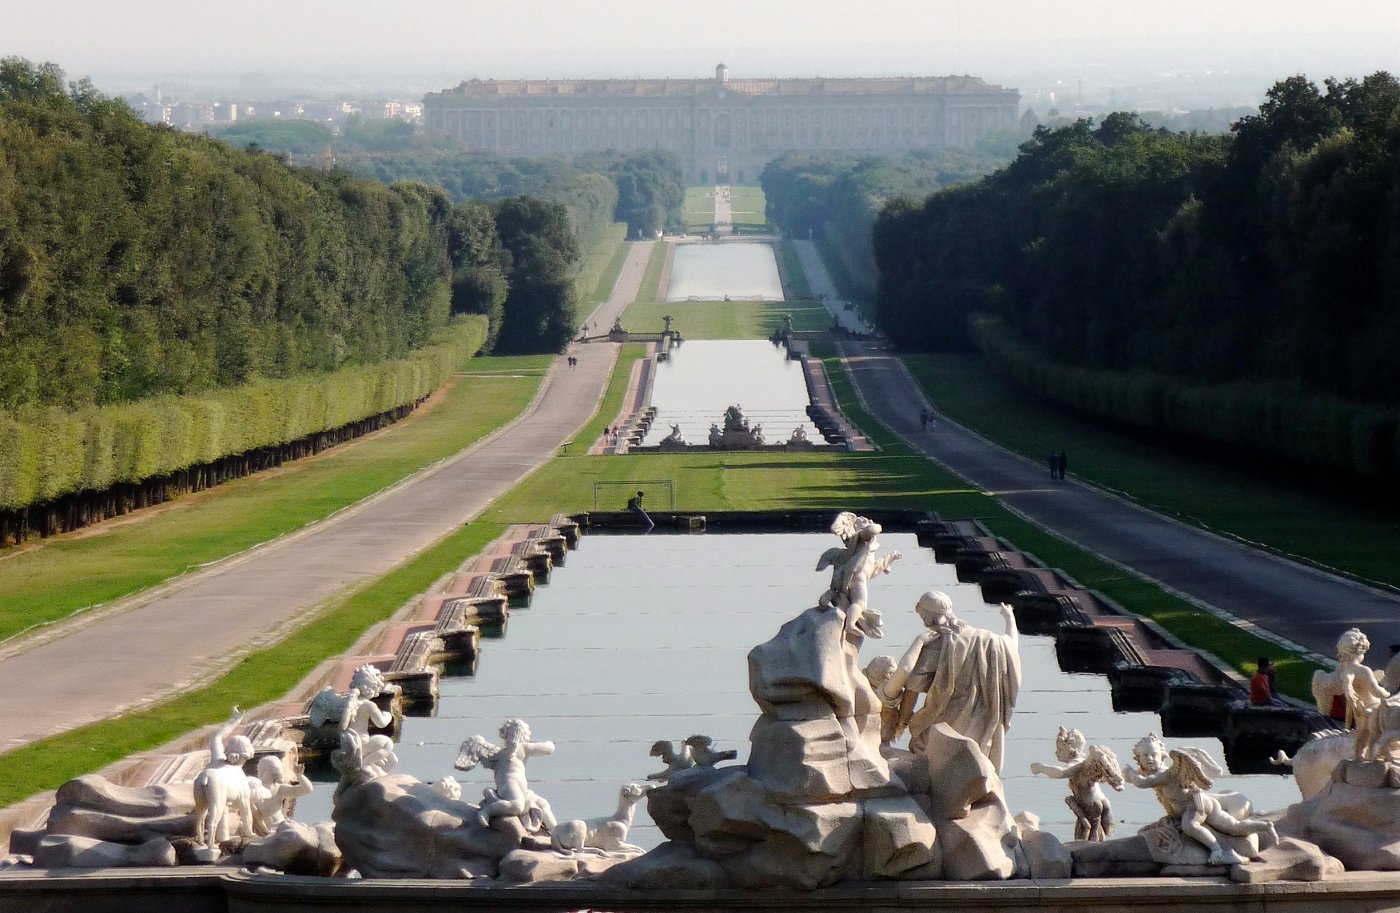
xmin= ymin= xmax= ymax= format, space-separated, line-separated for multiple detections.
xmin=492 ymin=195 xmax=580 ymax=354
xmin=876 ymin=72 xmax=1400 ymax=411
xmin=577 ymin=150 xmax=685 ymax=237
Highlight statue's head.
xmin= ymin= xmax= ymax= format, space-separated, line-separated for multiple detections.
xmin=1054 ymin=726 xmax=1086 ymax=762
xmin=1337 ymin=627 xmax=1370 ymax=663
xmin=500 ymin=718 xmax=530 ymax=742
xmin=349 ymin=664 xmax=387 ymax=699
xmin=914 ymin=591 xmax=960 ymax=631
xmin=863 ymin=655 xmax=896 ymax=687
xmin=256 ymin=755 xmax=286 ymax=785
xmin=1132 ymin=733 xmax=1168 ymax=773
xmin=225 ymin=735 xmax=255 ymax=766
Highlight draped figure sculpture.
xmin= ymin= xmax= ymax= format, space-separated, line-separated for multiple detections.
xmin=881 ymin=591 xmax=1021 ymax=772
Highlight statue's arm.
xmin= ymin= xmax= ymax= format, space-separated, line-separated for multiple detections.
xmin=998 ymin=603 xmax=1018 ymax=644
xmin=1030 ymin=762 xmax=1072 ymax=779
xmin=524 ymin=740 xmax=556 ymax=758
xmin=1124 ymin=767 xmax=1164 ymax=788
xmin=883 ymin=636 xmax=929 ymax=698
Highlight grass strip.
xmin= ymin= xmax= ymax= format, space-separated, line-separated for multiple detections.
xmin=0 ymin=520 xmax=508 ymax=807
xmin=0 ymin=359 xmax=543 ymax=641
xmin=621 ymin=298 xmax=828 ymax=339
xmin=575 ymin=223 xmax=629 ymax=307
xmin=636 ymin=241 xmax=669 ymax=304
xmin=904 ymin=353 xmax=1400 ymax=589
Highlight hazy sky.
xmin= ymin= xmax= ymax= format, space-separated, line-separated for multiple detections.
xmin=6 ymin=0 xmax=1398 ymax=98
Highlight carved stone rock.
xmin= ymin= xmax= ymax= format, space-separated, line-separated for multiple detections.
xmin=332 ymin=774 xmax=519 ymax=878
xmin=244 ymin=820 xmax=341 ymax=877
xmin=32 ymin=834 xmax=177 ymax=869
xmin=1277 ymin=778 xmax=1400 ymax=870
xmin=1230 ymin=837 xmax=1342 ymax=884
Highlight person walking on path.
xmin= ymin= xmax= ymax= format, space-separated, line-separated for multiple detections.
xmin=1057 ymin=451 xmax=1068 ymax=480
xmin=1048 ymin=452 xmax=1059 ymax=478
xmin=627 ymin=490 xmax=654 ymax=531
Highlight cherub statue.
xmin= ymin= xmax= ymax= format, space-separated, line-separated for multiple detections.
xmin=455 ymin=719 xmax=557 ymax=833
xmin=192 ymin=707 xmax=256 ymax=850
xmin=862 ymin=655 xmax=903 ymax=744
xmin=1029 ymin=727 xmax=1123 ymax=841
xmin=308 ymin=664 xmax=393 ymax=736
xmin=247 ymin=755 xmax=314 ymax=835
xmin=1124 ymin=734 xmax=1276 ymax=865
xmin=430 ymin=776 xmax=462 ymax=800
xmin=1312 ymin=627 xmax=1397 ymax=759
xmin=815 ymin=511 xmax=902 ymax=641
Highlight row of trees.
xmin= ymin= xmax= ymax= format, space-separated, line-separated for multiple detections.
xmin=760 ymin=147 xmax=1014 ymax=294
xmin=0 ymin=59 xmax=586 ymax=410
xmin=874 ymin=72 xmax=1400 ymax=410
xmin=339 ymin=148 xmax=683 ymax=243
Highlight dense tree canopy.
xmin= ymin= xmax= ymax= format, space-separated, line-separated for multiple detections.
xmin=0 ymin=59 xmax=583 ymax=413
xmin=874 ymin=73 xmax=1400 ymax=409
xmin=491 ymin=195 xmax=580 ymax=355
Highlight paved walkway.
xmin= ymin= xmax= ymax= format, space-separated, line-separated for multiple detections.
xmin=787 ymin=244 xmax=1400 ymax=662
xmin=0 ymin=242 xmax=652 ymax=756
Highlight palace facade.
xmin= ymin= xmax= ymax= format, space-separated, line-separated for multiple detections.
xmin=423 ymin=65 xmax=1019 ymax=184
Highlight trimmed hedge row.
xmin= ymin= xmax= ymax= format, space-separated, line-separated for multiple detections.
xmin=0 ymin=316 xmax=487 ymax=511
xmin=969 ymin=314 xmax=1400 ymax=481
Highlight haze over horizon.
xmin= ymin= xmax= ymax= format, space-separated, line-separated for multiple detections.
xmin=6 ymin=0 xmax=1399 ymax=107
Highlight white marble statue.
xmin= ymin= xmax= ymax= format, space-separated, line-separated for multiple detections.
xmin=331 ymin=728 xmax=398 ymax=787
xmin=881 ymin=591 xmax=1020 ymax=771
xmin=550 ymin=783 xmax=652 ymax=856
xmin=646 ymin=740 xmax=695 ymax=781
xmin=682 ymin=735 xmax=737 ymax=767
xmin=815 ymin=511 xmax=902 ymax=641
xmin=455 ymin=719 xmax=557 ymax=833
xmin=1030 ymin=727 xmax=1123 ymax=841
xmin=430 ymin=776 xmax=462 ymax=800
xmin=248 ymin=755 xmax=314 ymax=836
xmin=789 ymin=426 xmax=809 ymax=444
xmin=309 ymin=664 xmax=393 ymax=736
xmin=862 ymin=655 xmax=902 ymax=745
xmin=192 ymin=707 xmax=256 ymax=850
xmin=664 ymin=423 xmax=685 ymax=443
xmin=1311 ymin=627 xmax=1400 ymax=760
xmin=1124 ymin=733 xmax=1276 ymax=865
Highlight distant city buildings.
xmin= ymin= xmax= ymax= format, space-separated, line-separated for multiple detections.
xmin=124 ymin=91 xmax=422 ymax=133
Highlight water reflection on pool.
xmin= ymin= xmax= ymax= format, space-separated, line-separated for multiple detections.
xmin=639 ymin=340 xmax=817 ymax=445
xmin=666 ymin=243 xmax=784 ymax=301
xmin=299 ymin=533 xmax=1298 ymax=847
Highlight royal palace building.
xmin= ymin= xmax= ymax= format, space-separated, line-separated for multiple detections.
xmin=423 ymin=64 xmax=1020 ymax=184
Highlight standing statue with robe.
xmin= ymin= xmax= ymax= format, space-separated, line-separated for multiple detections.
xmin=882 ymin=591 xmax=1021 ymax=772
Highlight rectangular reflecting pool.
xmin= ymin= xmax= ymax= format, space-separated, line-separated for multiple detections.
xmin=639 ymin=340 xmax=817 ymax=445
xmin=666 ymin=242 xmax=784 ymax=301
xmin=299 ymin=532 xmax=1298 ymax=847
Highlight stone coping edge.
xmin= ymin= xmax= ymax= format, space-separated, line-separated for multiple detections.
xmin=3 ymin=868 xmax=1399 ymax=913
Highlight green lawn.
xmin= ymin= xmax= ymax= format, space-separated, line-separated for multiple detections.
xmin=904 ymin=353 xmax=1400 ymax=589
xmin=622 ymin=298 xmax=829 ymax=339
xmin=575 ymin=222 xmax=629 ymax=307
xmin=0 ymin=357 xmax=548 ymax=642
xmin=729 ymin=185 xmax=768 ymax=231
xmin=683 ymin=186 xmax=716 ymax=234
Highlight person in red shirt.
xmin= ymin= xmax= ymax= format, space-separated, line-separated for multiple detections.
xmin=1250 ymin=657 xmax=1279 ymax=706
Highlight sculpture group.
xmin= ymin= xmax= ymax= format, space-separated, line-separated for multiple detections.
xmin=17 ymin=511 xmax=1400 ymax=889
